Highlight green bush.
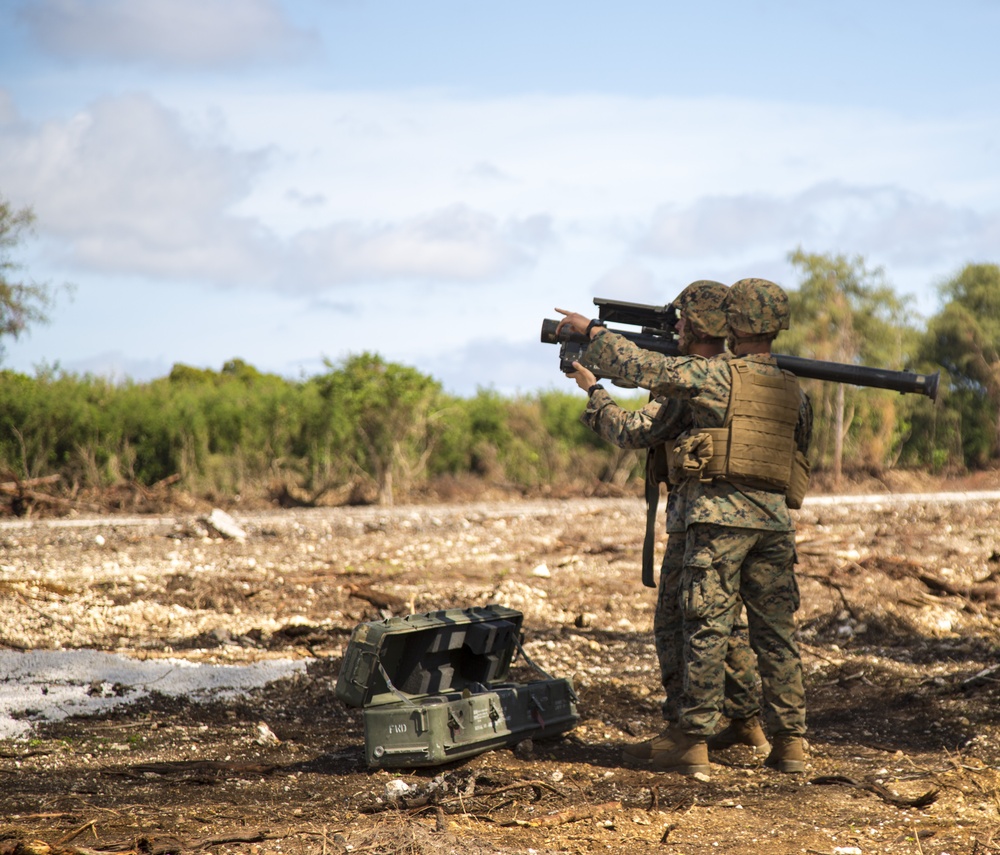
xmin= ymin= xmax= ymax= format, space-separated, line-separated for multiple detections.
xmin=0 ymin=341 xmax=991 ymax=509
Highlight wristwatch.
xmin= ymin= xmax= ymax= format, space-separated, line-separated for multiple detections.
xmin=585 ymin=318 xmax=607 ymax=336
xmin=587 ymin=383 xmax=604 ymax=396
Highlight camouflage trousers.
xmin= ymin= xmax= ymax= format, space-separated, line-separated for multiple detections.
xmin=676 ymin=523 xmax=805 ymax=738
xmin=654 ymin=533 xmax=761 ymax=724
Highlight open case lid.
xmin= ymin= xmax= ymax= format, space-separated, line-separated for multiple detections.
xmin=335 ymin=605 xmax=524 ymax=708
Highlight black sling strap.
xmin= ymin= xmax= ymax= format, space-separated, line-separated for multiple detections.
xmin=641 ymin=447 xmax=662 ymax=588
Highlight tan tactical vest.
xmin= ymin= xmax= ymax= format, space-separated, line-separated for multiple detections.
xmin=667 ymin=359 xmax=802 ymax=494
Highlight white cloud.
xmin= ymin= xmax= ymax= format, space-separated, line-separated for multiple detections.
xmin=0 ymin=93 xmax=279 ymax=284
xmin=0 ymin=94 xmax=557 ymax=290
xmin=0 ymin=90 xmax=17 ymax=124
xmin=422 ymin=335 xmax=564 ymax=398
xmin=3 ymin=81 xmax=998 ymax=381
xmin=19 ymin=0 xmax=317 ymax=68
xmin=639 ymin=182 xmax=1000 ymax=270
xmin=292 ymin=207 xmax=552 ymax=284
xmin=199 ymin=90 xmax=1000 ymax=271
xmin=590 ymin=263 xmax=661 ymax=305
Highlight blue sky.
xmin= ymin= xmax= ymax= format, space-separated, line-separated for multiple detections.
xmin=1 ymin=0 xmax=998 ymax=396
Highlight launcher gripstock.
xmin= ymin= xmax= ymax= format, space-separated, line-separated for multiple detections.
xmin=540 ymin=298 xmax=940 ymax=401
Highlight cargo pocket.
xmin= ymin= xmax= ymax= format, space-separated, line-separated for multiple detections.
xmin=680 ymin=548 xmax=716 ymax=621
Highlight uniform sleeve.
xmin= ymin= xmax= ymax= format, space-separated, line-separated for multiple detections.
xmin=581 ymin=391 xmax=690 ymax=449
xmin=585 ymin=330 xmax=707 ymax=399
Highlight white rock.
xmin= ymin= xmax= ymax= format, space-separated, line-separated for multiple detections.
xmin=202 ymin=508 xmax=247 ymax=541
xmin=385 ymin=779 xmax=412 ymax=801
xmin=256 ymin=721 xmax=280 ymax=746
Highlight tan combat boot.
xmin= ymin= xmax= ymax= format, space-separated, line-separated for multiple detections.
xmin=706 ymin=716 xmax=770 ymax=755
xmin=647 ymin=726 xmax=710 ymax=776
xmin=764 ymin=735 xmax=806 ymax=773
xmin=622 ymin=719 xmax=683 ymax=765
xmin=622 ymin=737 xmax=655 ymax=765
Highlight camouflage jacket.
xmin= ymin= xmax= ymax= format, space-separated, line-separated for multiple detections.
xmin=586 ymin=331 xmax=812 ymax=532
xmin=581 ymin=385 xmax=694 ymax=534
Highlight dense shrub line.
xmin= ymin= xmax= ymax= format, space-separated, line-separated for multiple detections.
xmin=0 ymin=355 xmax=648 ymax=506
xmin=0 ymin=347 xmax=988 ymax=508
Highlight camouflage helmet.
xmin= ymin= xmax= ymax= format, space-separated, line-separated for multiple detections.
xmin=673 ymin=280 xmax=728 ymax=339
xmin=723 ymin=277 xmax=790 ymax=337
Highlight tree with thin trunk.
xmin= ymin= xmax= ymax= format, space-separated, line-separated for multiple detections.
xmin=781 ymin=249 xmax=917 ymax=482
xmin=0 ymin=195 xmax=56 ymax=361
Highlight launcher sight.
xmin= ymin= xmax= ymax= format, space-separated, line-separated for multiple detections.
xmin=541 ymin=297 xmax=939 ymax=401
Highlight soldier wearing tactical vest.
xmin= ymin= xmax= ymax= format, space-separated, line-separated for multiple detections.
xmin=564 ymin=281 xmax=769 ymax=764
xmin=555 ymin=278 xmax=811 ymax=777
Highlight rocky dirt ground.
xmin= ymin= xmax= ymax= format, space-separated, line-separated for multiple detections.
xmin=2 ymin=473 xmax=1000 ymax=855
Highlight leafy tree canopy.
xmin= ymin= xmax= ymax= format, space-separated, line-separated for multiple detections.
xmin=781 ymin=248 xmax=918 ymax=368
xmin=927 ymin=263 xmax=1000 ymax=396
xmin=0 ymin=195 xmax=56 ymax=359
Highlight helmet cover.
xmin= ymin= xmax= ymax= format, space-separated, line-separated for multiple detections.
xmin=723 ymin=278 xmax=790 ymax=337
xmin=674 ymin=280 xmax=728 ymax=339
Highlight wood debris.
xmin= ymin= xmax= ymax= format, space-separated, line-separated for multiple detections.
xmin=810 ymin=775 xmax=940 ymax=809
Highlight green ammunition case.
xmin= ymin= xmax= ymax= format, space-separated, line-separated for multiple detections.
xmin=335 ymin=604 xmax=579 ymax=768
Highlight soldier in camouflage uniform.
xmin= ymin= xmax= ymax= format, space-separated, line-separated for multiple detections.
xmin=565 ymin=281 xmax=768 ymax=763
xmin=556 ymin=278 xmax=812 ymax=776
